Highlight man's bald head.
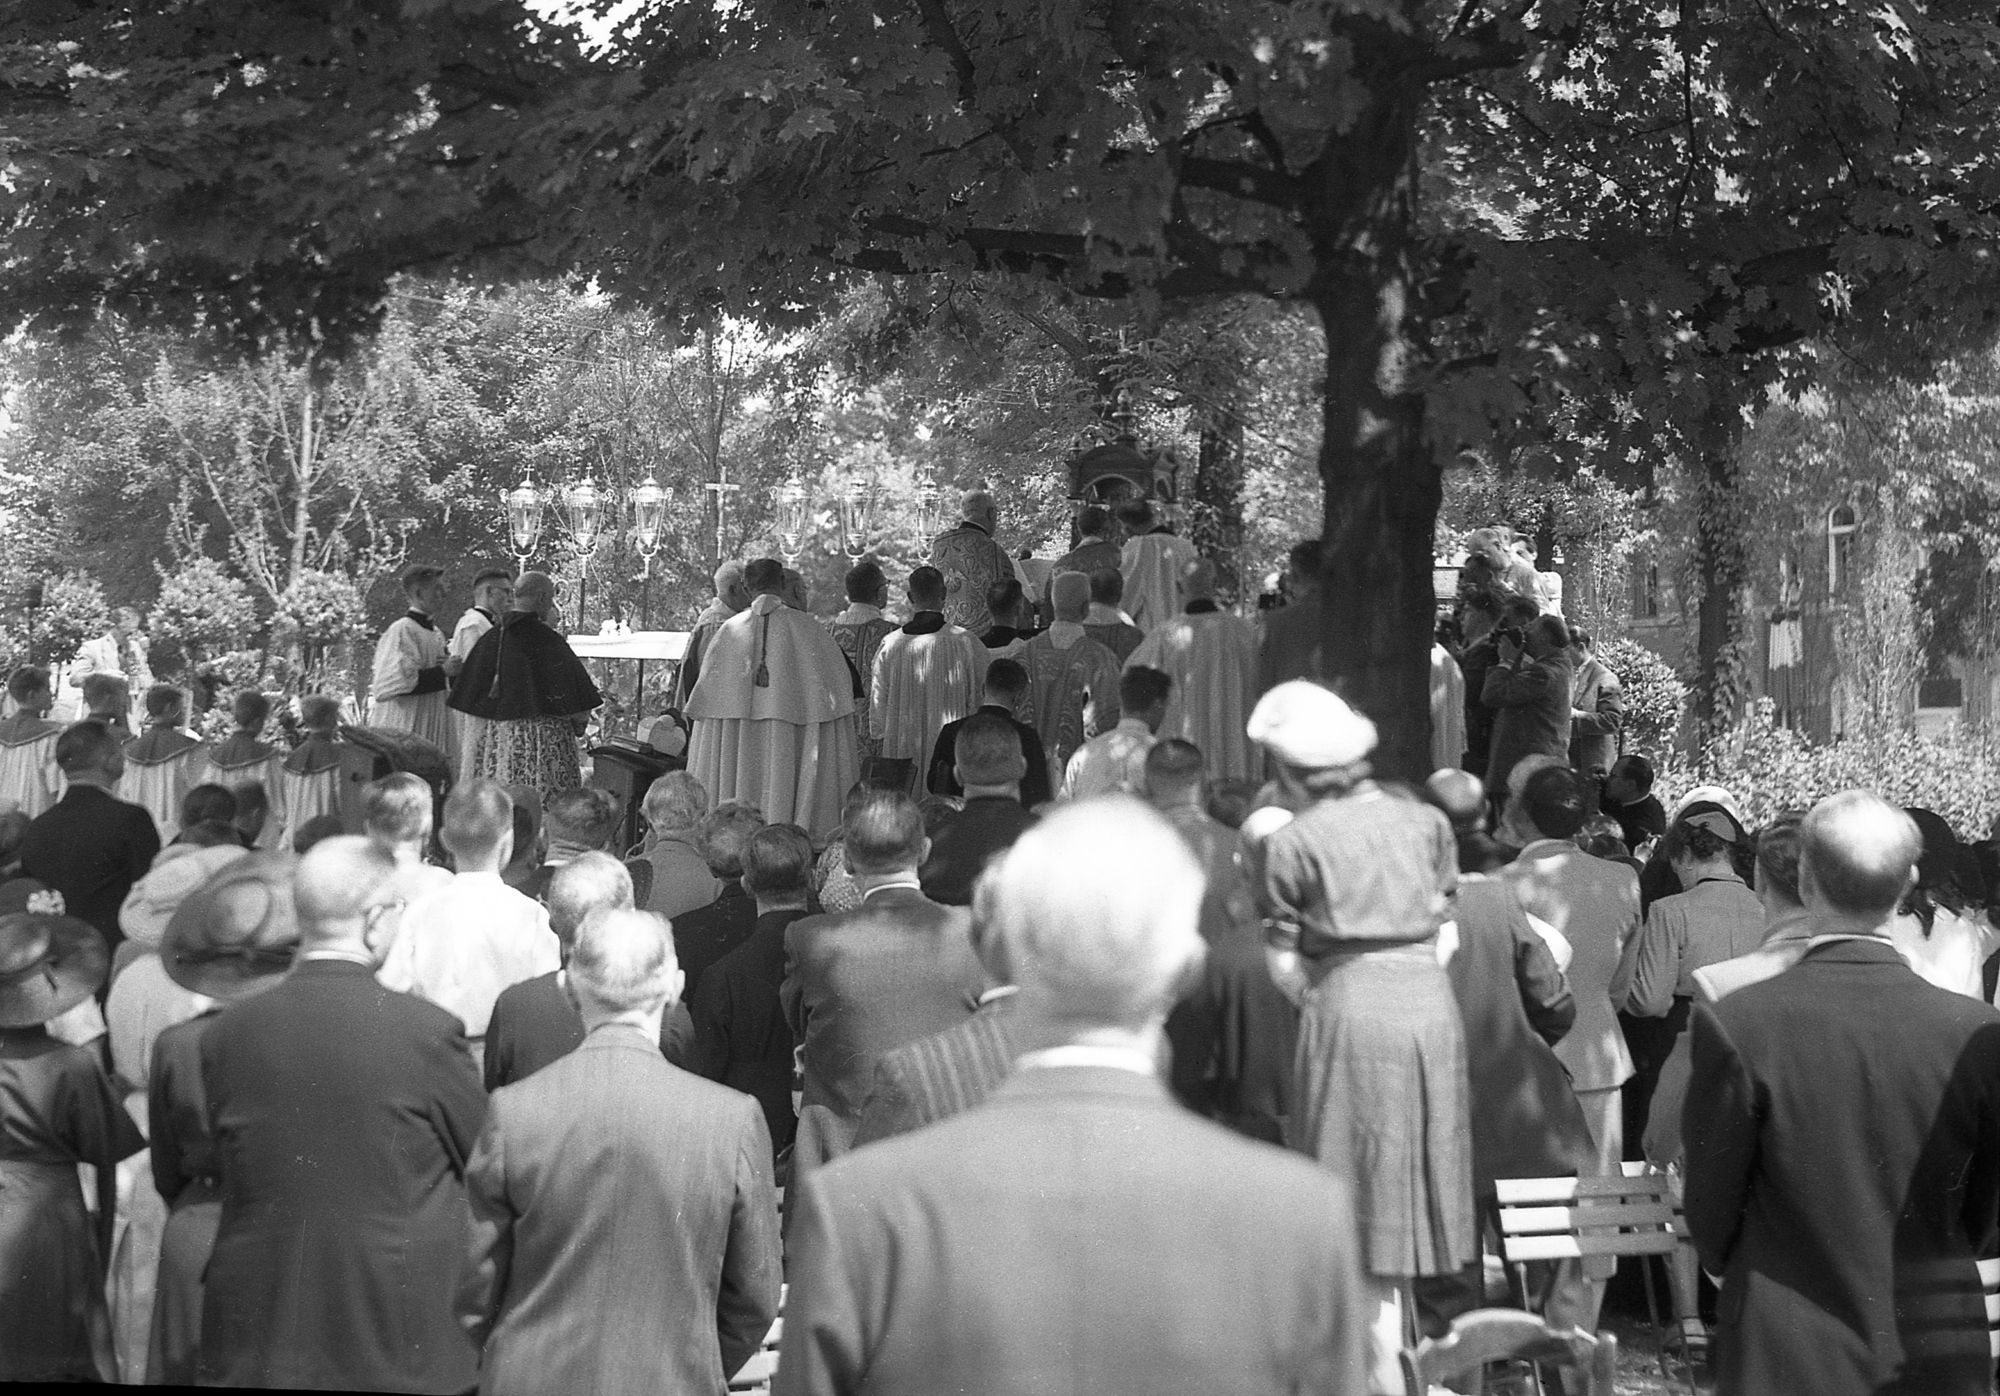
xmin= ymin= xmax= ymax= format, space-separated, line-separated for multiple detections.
xmin=973 ymin=797 xmax=1203 ymax=1029
xmin=1801 ymin=790 xmax=1923 ymax=920
xmin=1424 ymin=768 xmax=1486 ymax=833
xmin=1182 ymin=558 xmax=1218 ymax=602
xmin=513 ymin=571 xmax=556 ymax=613
xmin=713 ymin=559 xmax=749 ymax=609
xmin=1050 ymin=571 xmax=1090 ymax=622
xmin=294 ymin=835 xmax=397 ymax=950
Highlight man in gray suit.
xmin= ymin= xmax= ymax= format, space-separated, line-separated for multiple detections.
xmin=782 ymin=787 xmax=988 ymax=1180
xmin=778 ymin=798 xmax=1369 ymax=1396
xmin=460 ymin=907 xmax=782 ymax=1396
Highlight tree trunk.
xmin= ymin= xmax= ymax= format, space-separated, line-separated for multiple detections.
xmin=1192 ymin=409 xmax=1246 ymax=602
xmin=1300 ymin=79 xmax=1438 ymax=781
xmin=1691 ymin=400 xmax=1749 ymax=744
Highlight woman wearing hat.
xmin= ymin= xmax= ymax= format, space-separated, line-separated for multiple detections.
xmin=0 ymin=894 xmax=145 ymax=1381
xmin=146 ymin=853 xmax=299 ymax=1384
xmin=1889 ymin=808 xmax=1998 ymax=1001
xmin=1246 ymin=681 xmax=1475 ymax=1394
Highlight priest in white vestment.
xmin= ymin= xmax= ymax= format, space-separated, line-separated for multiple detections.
xmin=447 ymin=568 xmax=514 ymax=781
xmin=684 ymin=558 xmax=860 ymax=838
xmin=869 ymin=566 xmax=988 ymax=795
xmin=368 ymin=564 xmax=455 ymax=765
xmin=1125 ymin=559 xmax=1262 ymax=781
xmin=1116 ymin=498 xmax=1201 ymax=632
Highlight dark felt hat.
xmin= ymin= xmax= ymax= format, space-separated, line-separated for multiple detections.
xmin=0 ymin=881 xmax=108 ymax=1029
xmin=160 ymin=852 xmax=301 ymax=1001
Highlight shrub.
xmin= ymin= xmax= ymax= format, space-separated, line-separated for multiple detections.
xmin=1596 ymin=634 xmax=1687 ymax=761
xmin=151 ymin=557 xmax=256 ymax=676
xmin=1661 ymin=699 xmax=2000 ymax=838
xmin=38 ymin=571 xmax=112 ymax=664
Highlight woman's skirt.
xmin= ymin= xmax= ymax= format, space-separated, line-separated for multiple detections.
xmin=1287 ymin=942 xmax=1477 ymax=1280
xmin=0 ymin=1158 xmax=115 ymax=1380
xmin=471 ymin=717 xmax=582 ymax=803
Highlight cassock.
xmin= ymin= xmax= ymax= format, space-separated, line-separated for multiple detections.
xmin=1125 ymin=606 xmax=1260 ymax=781
xmin=118 ymin=728 xmax=209 ymax=844
xmin=449 ymin=612 xmax=601 ymax=804
xmin=0 ymin=715 xmax=64 ymax=819
xmin=684 ymin=594 xmax=860 ymax=838
xmin=198 ymin=734 xmax=286 ymax=848
xmin=827 ymin=604 xmax=899 ymax=760
xmin=1119 ymin=530 xmax=1200 ymax=632
xmin=869 ymin=616 xmax=988 ymax=795
xmin=368 ymin=611 xmax=454 ymax=760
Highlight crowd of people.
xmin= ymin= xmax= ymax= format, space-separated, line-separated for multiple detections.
xmin=2 ymin=497 xmax=1998 ymax=1396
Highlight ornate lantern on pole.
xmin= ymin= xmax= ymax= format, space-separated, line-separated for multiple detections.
xmin=913 ymin=469 xmax=945 ymax=544
xmin=630 ymin=475 xmax=669 ymax=579
xmin=561 ymin=478 xmax=607 ymax=629
xmin=774 ymin=477 xmax=812 ymax=565
xmin=504 ymin=472 xmax=547 ymax=572
xmin=837 ymin=480 xmax=875 ymax=560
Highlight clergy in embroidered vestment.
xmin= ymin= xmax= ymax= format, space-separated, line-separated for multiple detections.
xmin=684 ymin=558 xmax=860 ymax=838
xmin=672 ymin=560 xmax=751 ymax=710
xmin=1125 ymin=560 xmax=1262 ymax=782
xmin=1117 ymin=498 xmax=1201 ymax=633
xmin=450 ymin=573 xmax=601 ymax=804
xmin=1018 ymin=572 xmax=1123 ymax=776
xmin=870 ymin=566 xmax=989 ymax=796
xmin=928 ymin=489 xmax=1013 ymax=635
xmin=0 ymin=666 xmax=64 ymax=819
xmin=827 ymin=560 xmax=899 ymax=762
xmin=367 ymin=564 xmax=455 ymax=762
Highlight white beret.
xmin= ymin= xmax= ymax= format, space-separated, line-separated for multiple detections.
xmin=1246 ymin=680 xmax=1377 ymax=769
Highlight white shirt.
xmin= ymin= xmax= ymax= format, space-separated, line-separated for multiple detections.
xmin=377 ymin=870 xmax=559 ymax=1037
xmin=1061 ymin=717 xmax=1156 ymax=801
xmin=1016 ymin=1044 xmax=1156 ymax=1076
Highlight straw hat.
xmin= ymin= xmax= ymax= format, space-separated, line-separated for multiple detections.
xmin=160 ymin=853 xmax=301 ymax=1001
xmin=119 ymin=843 xmax=250 ymax=949
xmin=0 ymin=884 xmax=108 ymax=1029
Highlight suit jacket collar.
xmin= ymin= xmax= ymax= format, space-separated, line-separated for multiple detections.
xmin=857 ymin=883 xmax=931 ymax=911
xmin=580 ymin=1022 xmax=662 ymax=1056
xmin=992 ymin=1062 xmax=1170 ymax=1108
xmin=1797 ymin=935 xmax=1908 ymax=968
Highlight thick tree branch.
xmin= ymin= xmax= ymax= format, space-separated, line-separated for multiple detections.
xmin=1176 ymin=154 xmax=1298 ymax=208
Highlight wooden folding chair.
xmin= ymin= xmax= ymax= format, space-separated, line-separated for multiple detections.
xmin=728 ymin=1282 xmax=787 ymax=1394
xmin=1494 ymin=1169 xmax=1692 ymax=1395
xmin=1401 ymin=1307 xmax=1616 ymax=1396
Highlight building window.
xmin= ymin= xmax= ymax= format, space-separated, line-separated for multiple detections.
xmin=1632 ymin=559 xmax=1662 ymax=620
xmin=1827 ymin=504 xmax=1859 ymax=598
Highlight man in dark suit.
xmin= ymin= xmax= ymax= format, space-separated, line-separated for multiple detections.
xmin=198 ymin=836 xmax=486 ymax=1392
xmin=688 ymin=823 xmax=816 ymax=1159
xmin=518 ymin=786 xmax=655 ymax=907
xmin=919 ymin=715 xmax=1037 ymax=906
xmin=782 ymin=787 xmax=987 ymax=1181
xmin=20 ymin=721 xmax=159 ymax=953
xmin=926 ymin=658 xmax=1050 ymax=806
xmin=485 ymin=852 xmax=692 ymax=1090
xmin=1685 ymin=791 xmax=2000 ymax=1396
xmin=779 ymin=798 xmax=1369 ymax=1395
xmin=462 ymin=905 xmax=782 ymax=1395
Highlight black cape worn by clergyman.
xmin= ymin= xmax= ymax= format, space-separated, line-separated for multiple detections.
xmin=448 ymin=612 xmax=601 ymax=721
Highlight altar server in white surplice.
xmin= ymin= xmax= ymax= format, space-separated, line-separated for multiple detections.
xmin=119 ymin=685 xmax=209 ymax=843
xmin=1124 ymin=559 xmax=1262 ymax=782
xmin=684 ymin=558 xmax=860 ymax=839
xmin=197 ymin=689 xmax=286 ymax=847
xmin=869 ymin=566 xmax=988 ymax=796
xmin=367 ymin=563 xmax=454 ymax=764
xmin=1116 ymin=498 xmax=1201 ymax=634
xmin=0 ymin=666 xmax=65 ymax=819
xmin=277 ymin=695 xmax=347 ymax=838
xmin=447 ymin=568 xmax=514 ymax=783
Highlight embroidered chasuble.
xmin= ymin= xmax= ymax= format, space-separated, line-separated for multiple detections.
xmin=1126 ymin=610 xmax=1262 ymax=781
xmin=1018 ymin=628 xmax=1122 ymax=781
xmin=1119 ymin=531 xmax=1201 ymax=633
xmin=683 ymin=594 xmax=860 ymax=837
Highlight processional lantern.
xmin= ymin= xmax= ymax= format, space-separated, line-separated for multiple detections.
xmin=838 ymin=480 xmax=876 ymax=559
xmin=775 ymin=478 xmax=812 ymax=564
xmin=562 ymin=478 xmax=607 ymax=558
xmin=505 ymin=472 xmax=547 ymax=570
xmin=631 ymin=475 xmax=669 ymax=578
